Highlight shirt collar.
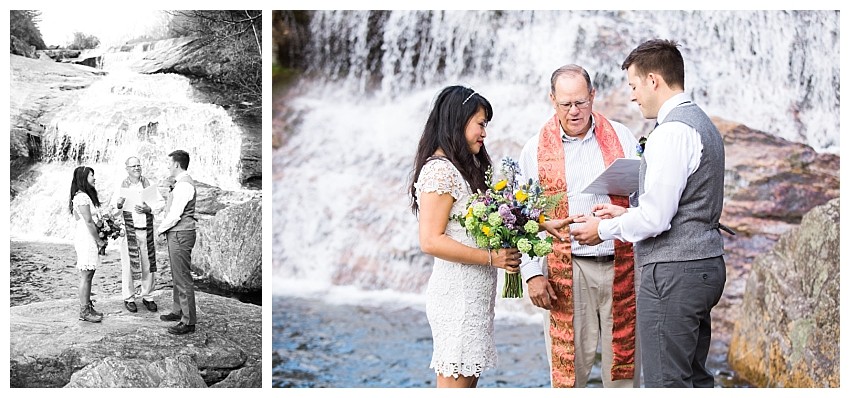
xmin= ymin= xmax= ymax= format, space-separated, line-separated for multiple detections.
xmin=561 ymin=114 xmax=596 ymax=142
xmin=657 ymin=93 xmax=693 ymax=124
xmin=174 ymin=170 xmax=189 ymax=181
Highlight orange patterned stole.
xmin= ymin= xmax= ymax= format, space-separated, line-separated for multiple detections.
xmin=537 ymin=113 xmax=636 ymax=387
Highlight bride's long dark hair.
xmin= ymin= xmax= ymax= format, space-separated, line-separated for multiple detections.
xmin=409 ymin=86 xmax=493 ymax=215
xmin=68 ymin=166 xmax=101 ymax=214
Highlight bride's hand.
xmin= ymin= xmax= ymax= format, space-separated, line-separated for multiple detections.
xmin=490 ymin=248 xmax=521 ymax=272
xmin=541 ymin=217 xmax=577 ymax=242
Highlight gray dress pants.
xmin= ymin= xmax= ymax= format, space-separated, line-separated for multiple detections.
xmin=167 ymin=230 xmax=197 ymax=325
xmin=638 ymin=256 xmax=725 ymax=387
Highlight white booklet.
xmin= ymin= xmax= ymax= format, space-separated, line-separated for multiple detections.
xmin=120 ymin=185 xmax=159 ymax=210
xmin=581 ymin=158 xmax=640 ymax=196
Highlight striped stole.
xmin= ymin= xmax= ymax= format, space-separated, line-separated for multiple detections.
xmin=537 ymin=112 xmax=636 ymax=387
xmin=122 ymin=176 xmax=156 ymax=273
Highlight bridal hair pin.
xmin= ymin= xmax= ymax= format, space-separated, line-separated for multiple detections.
xmin=462 ymin=90 xmax=477 ymax=105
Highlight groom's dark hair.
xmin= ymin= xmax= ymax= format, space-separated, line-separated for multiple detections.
xmin=409 ymin=85 xmax=493 ymax=215
xmin=621 ymin=39 xmax=685 ymax=90
xmin=169 ymin=150 xmax=190 ymax=170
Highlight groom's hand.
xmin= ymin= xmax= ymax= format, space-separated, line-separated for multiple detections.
xmin=571 ymin=215 xmax=603 ymax=246
xmin=528 ymin=276 xmax=558 ymax=310
xmin=591 ymin=203 xmax=627 ymax=219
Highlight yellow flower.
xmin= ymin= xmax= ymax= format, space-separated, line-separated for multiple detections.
xmin=515 ymin=190 xmax=528 ymax=203
xmin=539 ymin=214 xmax=546 ymax=224
xmin=466 ymin=207 xmax=473 ymax=218
xmin=494 ymin=179 xmax=508 ymax=191
xmin=481 ymin=225 xmax=492 ymax=236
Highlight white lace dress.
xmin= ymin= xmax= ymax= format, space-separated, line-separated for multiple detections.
xmin=414 ymin=158 xmax=497 ymax=378
xmin=73 ymin=192 xmax=101 ymax=271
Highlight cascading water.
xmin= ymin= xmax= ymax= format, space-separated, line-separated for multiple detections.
xmin=11 ymin=40 xmax=243 ymax=242
xmin=275 ymin=10 xmax=839 ymax=317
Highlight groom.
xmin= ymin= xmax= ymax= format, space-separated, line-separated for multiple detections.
xmin=157 ymin=150 xmax=199 ymax=335
xmin=572 ymin=39 xmax=727 ymax=387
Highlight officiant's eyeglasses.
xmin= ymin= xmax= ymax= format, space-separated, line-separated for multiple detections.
xmin=126 ymin=165 xmax=142 ymax=169
xmin=556 ymin=98 xmax=591 ymax=111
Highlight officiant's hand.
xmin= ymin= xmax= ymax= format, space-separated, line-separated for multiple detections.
xmin=541 ymin=217 xmax=577 ymax=242
xmin=590 ymin=203 xmax=627 ymax=219
xmin=135 ymin=202 xmax=151 ymax=214
xmin=571 ymin=215 xmax=603 ymax=246
xmin=528 ymin=276 xmax=558 ymax=310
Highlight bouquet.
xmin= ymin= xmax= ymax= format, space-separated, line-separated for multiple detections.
xmin=95 ymin=206 xmax=126 ymax=255
xmin=453 ymin=158 xmax=563 ymax=298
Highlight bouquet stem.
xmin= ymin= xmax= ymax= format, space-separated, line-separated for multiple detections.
xmin=502 ymin=271 xmax=523 ymax=298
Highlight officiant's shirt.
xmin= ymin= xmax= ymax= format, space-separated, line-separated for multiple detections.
xmin=518 ymin=114 xmax=637 ymax=280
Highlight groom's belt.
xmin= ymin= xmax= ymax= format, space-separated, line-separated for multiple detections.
xmin=572 ymin=255 xmax=615 ymax=263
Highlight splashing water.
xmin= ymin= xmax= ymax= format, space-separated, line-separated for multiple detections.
xmin=275 ymin=11 xmax=839 ymax=316
xmin=12 ymin=40 xmax=243 ymax=242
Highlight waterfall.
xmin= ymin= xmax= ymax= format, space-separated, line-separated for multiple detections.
xmin=275 ymin=11 xmax=838 ymax=315
xmin=11 ymin=39 xmax=243 ymax=242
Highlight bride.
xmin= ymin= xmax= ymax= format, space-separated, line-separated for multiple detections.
xmin=410 ymin=86 xmax=566 ymax=388
xmin=69 ymin=166 xmax=107 ymax=323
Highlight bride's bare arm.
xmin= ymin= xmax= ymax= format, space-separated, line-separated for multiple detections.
xmin=77 ymin=204 xmax=106 ymax=247
xmin=418 ymin=191 xmax=520 ymax=271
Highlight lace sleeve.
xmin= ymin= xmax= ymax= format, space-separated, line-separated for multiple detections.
xmin=414 ymin=159 xmax=464 ymax=201
xmin=72 ymin=192 xmax=92 ymax=208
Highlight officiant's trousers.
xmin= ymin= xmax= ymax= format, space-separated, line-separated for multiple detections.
xmin=120 ymin=229 xmax=155 ymax=302
xmin=167 ymin=230 xmax=197 ymax=325
xmin=543 ymin=257 xmax=641 ymax=387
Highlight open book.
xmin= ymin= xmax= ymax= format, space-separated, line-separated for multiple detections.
xmin=581 ymin=158 xmax=640 ymax=196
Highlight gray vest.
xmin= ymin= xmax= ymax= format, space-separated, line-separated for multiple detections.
xmin=170 ymin=174 xmax=197 ymax=232
xmin=635 ymin=103 xmax=725 ymax=266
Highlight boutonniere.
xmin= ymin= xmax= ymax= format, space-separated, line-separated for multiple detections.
xmin=636 ymin=136 xmax=648 ymax=157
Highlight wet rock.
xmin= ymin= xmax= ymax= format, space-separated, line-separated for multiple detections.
xmin=716 ymin=118 xmax=839 ymax=226
xmin=10 ymin=290 xmax=261 ymax=387
xmin=727 ymin=198 xmax=839 ymax=387
xmin=192 ymin=199 xmax=262 ymax=292
xmin=9 ymin=54 xmax=103 ymax=162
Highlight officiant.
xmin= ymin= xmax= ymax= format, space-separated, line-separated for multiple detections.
xmin=518 ymin=64 xmax=640 ymax=388
xmin=113 ymin=156 xmax=164 ymax=313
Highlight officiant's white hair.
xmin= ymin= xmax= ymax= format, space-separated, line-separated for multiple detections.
xmin=125 ymin=156 xmax=140 ymax=165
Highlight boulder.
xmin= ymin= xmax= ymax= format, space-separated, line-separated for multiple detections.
xmin=10 ymin=290 xmax=261 ymax=387
xmin=716 ymin=118 xmax=840 ymax=227
xmin=11 ymin=34 xmax=37 ymax=58
xmin=727 ymin=198 xmax=839 ymax=387
xmin=65 ymin=355 xmax=208 ymax=388
xmin=192 ymin=198 xmax=262 ymax=292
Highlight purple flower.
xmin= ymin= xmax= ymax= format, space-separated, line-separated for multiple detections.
xmin=499 ymin=204 xmax=516 ymax=228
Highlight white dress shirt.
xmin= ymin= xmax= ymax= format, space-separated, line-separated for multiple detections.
xmin=112 ymin=177 xmax=164 ymax=227
xmin=598 ymin=93 xmax=703 ymax=243
xmin=157 ymin=171 xmax=196 ymax=234
xmin=519 ymin=114 xmax=637 ymax=281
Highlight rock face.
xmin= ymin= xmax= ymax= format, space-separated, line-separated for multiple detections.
xmin=11 ymin=35 xmax=37 ymax=58
xmin=192 ymin=199 xmax=262 ymax=292
xmin=9 ymin=54 xmax=106 ymax=198
xmin=727 ymin=198 xmax=839 ymax=387
xmin=10 ymin=290 xmax=261 ymax=388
